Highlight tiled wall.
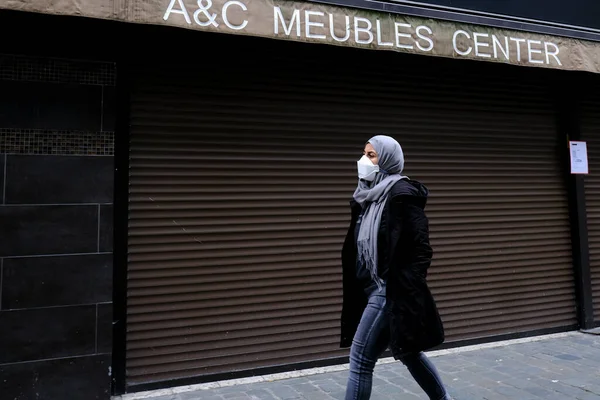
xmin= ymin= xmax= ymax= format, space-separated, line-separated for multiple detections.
xmin=0 ymin=54 xmax=116 ymax=399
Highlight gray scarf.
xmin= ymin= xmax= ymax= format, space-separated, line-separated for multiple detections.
xmin=353 ymin=135 xmax=407 ymax=291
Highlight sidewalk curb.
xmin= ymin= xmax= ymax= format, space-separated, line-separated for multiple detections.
xmin=113 ymin=330 xmax=581 ymax=400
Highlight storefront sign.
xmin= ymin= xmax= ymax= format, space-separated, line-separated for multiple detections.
xmin=570 ymin=141 xmax=589 ymax=175
xmin=3 ymin=0 xmax=600 ymax=73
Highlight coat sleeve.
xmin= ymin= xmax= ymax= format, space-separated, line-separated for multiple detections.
xmin=402 ymin=202 xmax=433 ymax=277
xmin=386 ymin=197 xmax=444 ymax=357
xmin=389 ymin=196 xmax=433 ymax=277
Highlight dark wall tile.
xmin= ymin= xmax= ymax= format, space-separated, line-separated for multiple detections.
xmin=0 ymin=81 xmax=102 ymax=130
xmin=99 ymin=205 xmax=113 ymax=252
xmin=5 ymin=155 xmax=114 ymax=204
xmin=2 ymin=254 xmax=112 ymax=309
xmin=102 ymin=86 xmax=116 ymax=132
xmin=0 ymin=305 xmax=96 ymax=363
xmin=0 ymin=354 xmax=111 ymax=400
xmin=97 ymin=303 xmax=113 ymax=354
xmin=0 ymin=205 xmax=98 ymax=257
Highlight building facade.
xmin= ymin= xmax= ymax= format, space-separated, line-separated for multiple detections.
xmin=1 ymin=0 xmax=599 ymax=398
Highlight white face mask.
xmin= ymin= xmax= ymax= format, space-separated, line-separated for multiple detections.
xmin=357 ymin=155 xmax=379 ymax=182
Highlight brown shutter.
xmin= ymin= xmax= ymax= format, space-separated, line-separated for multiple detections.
xmin=126 ymin=33 xmax=577 ymax=387
xmin=582 ymin=94 xmax=600 ymax=325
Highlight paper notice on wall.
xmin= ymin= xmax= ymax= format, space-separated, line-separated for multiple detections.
xmin=570 ymin=141 xmax=589 ymax=174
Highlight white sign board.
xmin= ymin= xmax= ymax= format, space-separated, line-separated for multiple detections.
xmin=570 ymin=141 xmax=589 ymax=174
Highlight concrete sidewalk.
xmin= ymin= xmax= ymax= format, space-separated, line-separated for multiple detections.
xmin=118 ymin=331 xmax=600 ymax=400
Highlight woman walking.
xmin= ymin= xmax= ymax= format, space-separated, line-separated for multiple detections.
xmin=341 ymin=135 xmax=451 ymax=400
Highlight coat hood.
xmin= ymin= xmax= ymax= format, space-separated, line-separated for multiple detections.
xmin=390 ymin=179 xmax=430 ymax=208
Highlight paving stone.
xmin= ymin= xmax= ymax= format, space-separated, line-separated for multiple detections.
xmin=305 ymin=392 xmax=336 ymax=400
xmin=327 ymin=391 xmax=346 ymax=399
xmin=244 ymin=389 xmax=277 ymax=399
xmin=288 ymin=383 xmax=321 ymax=393
xmin=312 ymin=379 xmax=344 ymax=393
xmin=183 ymin=395 xmax=223 ymax=400
xmin=576 ymin=395 xmax=600 ymax=400
xmin=522 ymin=386 xmax=560 ymax=398
xmin=222 ymin=393 xmax=247 ymax=399
xmin=214 ymin=385 xmax=254 ymax=394
xmin=268 ymin=385 xmax=302 ymax=400
xmin=374 ymin=370 xmax=399 ymax=379
xmin=555 ymin=353 xmax=582 ymax=361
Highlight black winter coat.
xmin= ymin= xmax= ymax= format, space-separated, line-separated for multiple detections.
xmin=340 ymin=179 xmax=445 ymax=359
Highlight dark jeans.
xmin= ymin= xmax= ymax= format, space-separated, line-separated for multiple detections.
xmin=345 ymin=290 xmax=450 ymax=400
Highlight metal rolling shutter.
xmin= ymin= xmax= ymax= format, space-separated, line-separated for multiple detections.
xmin=126 ymin=34 xmax=576 ymax=386
xmin=582 ymin=95 xmax=600 ymax=326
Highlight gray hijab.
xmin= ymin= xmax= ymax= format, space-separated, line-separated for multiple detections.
xmin=353 ymin=135 xmax=407 ymax=291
